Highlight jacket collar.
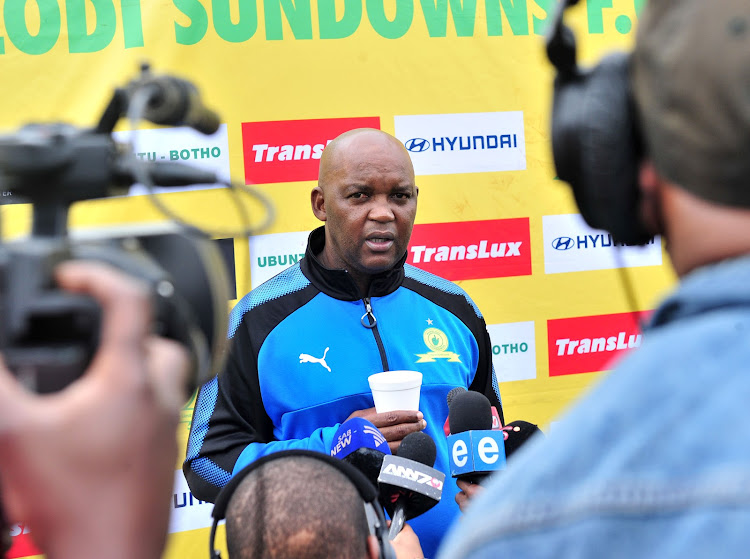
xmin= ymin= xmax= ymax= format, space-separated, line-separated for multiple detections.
xmin=649 ymin=254 xmax=750 ymax=330
xmin=300 ymin=227 xmax=406 ymax=301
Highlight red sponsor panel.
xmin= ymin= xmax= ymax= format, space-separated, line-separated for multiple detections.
xmin=242 ymin=117 xmax=380 ymax=185
xmin=548 ymin=311 xmax=650 ymax=376
xmin=406 ymin=219 xmax=531 ymax=280
xmin=7 ymin=526 xmax=41 ymax=558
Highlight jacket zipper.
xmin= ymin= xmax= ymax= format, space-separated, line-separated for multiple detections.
xmin=361 ymin=297 xmax=389 ymax=371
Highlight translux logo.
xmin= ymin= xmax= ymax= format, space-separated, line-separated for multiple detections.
xmin=407 ymin=218 xmax=531 ymax=281
xmin=547 ymin=311 xmax=649 ymax=377
xmin=241 ymin=117 xmax=380 ymax=185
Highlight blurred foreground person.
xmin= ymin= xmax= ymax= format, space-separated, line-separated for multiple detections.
xmin=0 ymin=262 xmax=190 ymax=559
xmin=217 ymin=450 xmax=423 ymax=559
xmin=439 ymin=1 xmax=750 ymax=557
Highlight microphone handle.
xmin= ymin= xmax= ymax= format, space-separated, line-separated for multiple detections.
xmin=388 ymin=503 xmax=406 ymax=540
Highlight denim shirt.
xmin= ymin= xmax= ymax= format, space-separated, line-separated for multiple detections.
xmin=437 ymin=255 xmax=750 ymax=559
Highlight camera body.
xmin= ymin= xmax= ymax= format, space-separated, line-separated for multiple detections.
xmin=0 ymin=65 xmax=229 ymax=394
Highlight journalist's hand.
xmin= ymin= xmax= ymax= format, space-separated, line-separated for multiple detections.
xmin=0 ymin=261 xmax=190 ymax=559
xmin=391 ymin=523 xmax=425 ymax=559
xmin=455 ymin=478 xmax=485 ymax=513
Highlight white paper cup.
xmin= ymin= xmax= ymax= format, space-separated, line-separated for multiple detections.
xmin=367 ymin=370 xmax=422 ymax=413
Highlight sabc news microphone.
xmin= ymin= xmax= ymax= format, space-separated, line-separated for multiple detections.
xmin=378 ymin=431 xmax=445 ymax=540
xmin=447 ymin=391 xmax=506 ymax=485
xmin=330 ymin=417 xmax=391 ymax=490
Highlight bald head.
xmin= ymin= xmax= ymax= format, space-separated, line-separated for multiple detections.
xmin=318 ymin=128 xmax=415 ymax=191
xmin=310 ymin=127 xmax=418 ymax=295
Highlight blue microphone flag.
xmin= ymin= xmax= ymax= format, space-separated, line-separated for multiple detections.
xmin=447 ymin=430 xmax=506 ymax=478
xmin=330 ymin=417 xmax=391 ymax=459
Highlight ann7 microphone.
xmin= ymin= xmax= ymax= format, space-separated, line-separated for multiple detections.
xmin=330 ymin=417 xmax=391 ymax=490
xmin=378 ymin=431 xmax=444 ymax=540
xmin=447 ymin=391 xmax=506 ymax=484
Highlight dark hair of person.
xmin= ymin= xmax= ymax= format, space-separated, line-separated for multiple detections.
xmin=225 ymin=455 xmax=371 ymax=559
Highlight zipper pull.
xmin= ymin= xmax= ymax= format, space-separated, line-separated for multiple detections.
xmin=361 ymin=297 xmax=377 ymax=329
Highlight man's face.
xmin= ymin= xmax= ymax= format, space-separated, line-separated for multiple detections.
xmin=312 ymin=132 xmax=418 ymax=280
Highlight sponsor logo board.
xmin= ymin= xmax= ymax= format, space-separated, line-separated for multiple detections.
xmin=249 ymin=230 xmax=310 ymax=288
xmin=547 ymin=311 xmax=649 ymax=376
xmin=407 ymin=218 xmax=531 ymax=280
xmin=488 ymin=321 xmax=536 ymax=382
xmin=7 ymin=524 xmax=40 ymax=558
xmin=169 ymin=469 xmax=214 ymax=533
xmin=394 ymin=112 xmax=526 ymax=176
xmin=112 ymin=124 xmax=231 ymax=195
xmin=543 ymin=214 xmax=662 ymax=274
xmin=242 ymin=117 xmax=380 ymax=184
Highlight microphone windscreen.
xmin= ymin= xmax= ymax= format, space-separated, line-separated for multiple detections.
xmin=503 ymin=420 xmax=543 ymax=458
xmin=446 ymin=386 xmax=467 ymax=409
xmin=449 ymin=391 xmax=493 ymax=434
xmin=396 ymin=431 xmax=436 ymax=467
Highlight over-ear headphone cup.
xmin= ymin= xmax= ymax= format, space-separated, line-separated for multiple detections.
xmin=551 ymin=52 xmax=652 ymax=245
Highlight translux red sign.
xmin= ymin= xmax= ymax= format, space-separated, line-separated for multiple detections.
xmin=406 ymin=218 xmax=531 ymax=280
xmin=547 ymin=311 xmax=649 ymax=376
xmin=242 ymin=117 xmax=380 ymax=185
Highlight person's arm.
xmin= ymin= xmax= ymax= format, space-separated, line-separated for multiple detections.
xmin=0 ymin=261 xmax=190 ymax=559
xmin=184 ymin=299 xmax=427 ymax=501
xmin=468 ymin=317 xmax=504 ymax=425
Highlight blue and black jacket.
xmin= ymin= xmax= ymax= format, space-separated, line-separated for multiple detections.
xmin=184 ymin=226 xmax=503 ymax=557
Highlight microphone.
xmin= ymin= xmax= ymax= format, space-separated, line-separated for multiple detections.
xmin=330 ymin=417 xmax=391 ymax=490
xmin=443 ymin=386 xmax=467 ymax=436
xmin=446 ymin=386 xmax=466 ymax=409
xmin=443 ymin=386 xmax=502 ymax=436
xmin=133 ymin=75 xmax=221 ymax=135
xmin=447 ymin=391 xmax=506 ymax=485
xmin=502 ymin=420 xmax=543 ymax=459
xmin=378 ymin=431 xmax=444 ymax=540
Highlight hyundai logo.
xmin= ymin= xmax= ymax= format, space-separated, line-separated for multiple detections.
xmin=552 ymin=237 xmax=574 ymax=250
xmin=405 ymin=138 xmax=430 ymax=152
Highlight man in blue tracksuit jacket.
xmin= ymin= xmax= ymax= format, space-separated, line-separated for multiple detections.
xmin=184 ymin=128 xmax=503 ymax=558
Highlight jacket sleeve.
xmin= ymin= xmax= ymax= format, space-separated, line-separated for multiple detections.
xmin=468 ymin=315 xmax=505 ymax=426
xmin=182 ymin=313 xmax=341 ymax=503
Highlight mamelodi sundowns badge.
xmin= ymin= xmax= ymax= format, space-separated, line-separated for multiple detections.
xmin=242 ymin=117 xmax=380 ymax=185
xmin=406 ymin=218 xmax=531 ymax=280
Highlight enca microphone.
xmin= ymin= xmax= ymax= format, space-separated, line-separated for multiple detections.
xmin=378 ymin=431 xmax=444 ymax=539
xmin=443 ymin=387 xmax=503 ymax=436
xmin=447 ymin=391 xmax=506 ymax=485
xmin=443 ymin=387 xmax=467 ymax=436
xmin=330 ymin=417 xmax=391 ymax=489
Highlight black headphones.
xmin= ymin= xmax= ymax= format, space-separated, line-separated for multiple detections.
xmin=546 ymin=0 xmax=652 ymax=246
xmin=208 ymin=449 xmax=396 ymax=559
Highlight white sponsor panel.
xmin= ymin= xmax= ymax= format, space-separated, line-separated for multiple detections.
xmin=488 ymin=321 xmax=536 ymax=382
xmin=249 ymin=230 xmax=310 ymax=288
xmin=168 ymin=469 xmax=215 ymax=533
xmin=543 ymin=213 xmax=662 ymax=274
xmin=394 ymin=112 xmax=526 ymax=176
xmin=112 ymin=124 xmax=230 ymax=195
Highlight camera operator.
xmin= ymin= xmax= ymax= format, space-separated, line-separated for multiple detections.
xmin=437 ymin=1 xmax=750 ymax=557
xmin=0 ymin=261 xmax=190 ymax=559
